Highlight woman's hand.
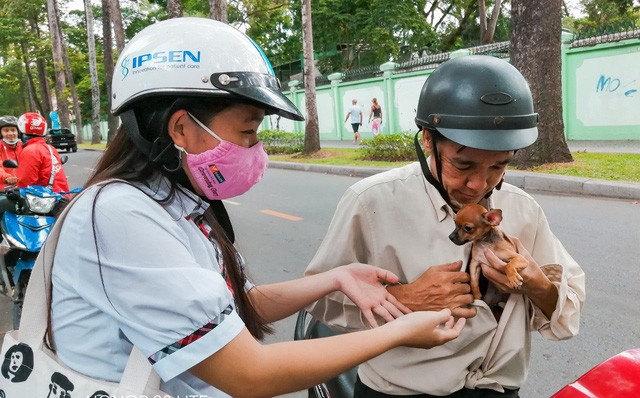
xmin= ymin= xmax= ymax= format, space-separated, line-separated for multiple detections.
xmin=332 ymin=263 xmax=411 ymax=328
xmin=389 ymin=309 xmax=466 ymax=349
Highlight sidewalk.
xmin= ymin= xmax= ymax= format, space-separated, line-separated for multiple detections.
xmin=268 ymin=139 xmax=640 ymax=201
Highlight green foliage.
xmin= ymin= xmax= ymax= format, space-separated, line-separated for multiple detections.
xmin=312 ymin=0 xmax=437 ymax=73
xmin=258 ymin=129 xmax=304 ymax=154
xmin=359 ymin=132 xmax=417 ymax=162
xmin=568 ymin=0 xmax=640 ymax=34
xmin=230 ymin=0 xmax=302 ymax=67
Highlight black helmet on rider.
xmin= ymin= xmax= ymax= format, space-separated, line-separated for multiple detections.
xmin=413 ymin=55 xmax=539 ymax=209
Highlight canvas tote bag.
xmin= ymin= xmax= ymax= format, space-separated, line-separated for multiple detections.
xmin=0 ymin=188 xmax=172 ymax=398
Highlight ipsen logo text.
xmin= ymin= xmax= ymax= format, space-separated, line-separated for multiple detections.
xmin=132 ymin=50 xmax=201 ymax=69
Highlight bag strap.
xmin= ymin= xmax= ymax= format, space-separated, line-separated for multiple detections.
xmin=46 ymin=144 xmax=58 ymax=187
xmin=18 ymin=182 xmax=162 ymax=392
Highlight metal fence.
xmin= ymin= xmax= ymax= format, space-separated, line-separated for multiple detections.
xmin=571 ymin=20 xmax=640 ymax=47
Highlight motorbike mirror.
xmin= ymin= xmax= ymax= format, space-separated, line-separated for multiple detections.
xmin=60 ymin=155 xmax=68 ymax=164
xmin=2 ymin=160 xmax=18 ymax=169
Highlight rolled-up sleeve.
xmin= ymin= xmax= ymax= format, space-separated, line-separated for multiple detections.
xmin=528 ymin=207 xmax=585 ymax=340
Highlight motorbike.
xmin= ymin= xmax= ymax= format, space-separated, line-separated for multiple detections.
xmin=295 ymin=309 xmax=640 ymax=398
xmin=0 ymin=158 xmax=80 ymax=329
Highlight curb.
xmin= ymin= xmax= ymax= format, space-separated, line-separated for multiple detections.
xmin=269 ymin=161 xmax=640 ymax=201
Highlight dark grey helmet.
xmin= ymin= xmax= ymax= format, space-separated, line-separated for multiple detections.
xmin=0 ymin=115 xmax=18 ymax=130
xmin=415 ymin=55 xmax=538 ymax=151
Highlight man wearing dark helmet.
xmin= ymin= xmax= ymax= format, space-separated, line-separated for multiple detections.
xmin=306 ymin=55 xmax=585 ymax=398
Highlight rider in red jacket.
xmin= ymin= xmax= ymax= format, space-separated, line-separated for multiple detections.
xmin=15 ymin=112 xmax=70 ymax=193
xmin=0 ymin=115 xmax=23 ymax=190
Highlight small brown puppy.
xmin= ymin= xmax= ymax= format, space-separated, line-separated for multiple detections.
xmin=449 ymin=203 xmax=527 ymax=299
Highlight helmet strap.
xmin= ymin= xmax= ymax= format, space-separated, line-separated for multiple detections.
xmin=120 ymin=108 xmax=181 ymax=172
xmin=414 ymin=131 xmax=459 ymax=212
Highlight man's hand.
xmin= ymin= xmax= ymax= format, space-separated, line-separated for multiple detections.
xmin=386 ymin=261 xmax=476 ymax=318
xmin=4 ymin=176 xmax=18 ymax=185
xmin=482 ymin=238 xmax=558 ymax=318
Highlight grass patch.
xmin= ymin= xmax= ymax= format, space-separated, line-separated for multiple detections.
xmin=270 ymin=148 xmax=414 ymax=168
xmin=526 ymin=152 xmax=640 ymax=182
xmin=271 ymin=148 xmax=640 ymax=183
xmin=79 ymin=142 xmax=107 ymax=150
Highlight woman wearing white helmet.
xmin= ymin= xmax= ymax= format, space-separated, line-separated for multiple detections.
xmin=47 ymin=18 xmax=464 ymax=397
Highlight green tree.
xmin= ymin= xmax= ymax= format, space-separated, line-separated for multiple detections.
xmin=310 ymin=0 xmax=437 ymax=73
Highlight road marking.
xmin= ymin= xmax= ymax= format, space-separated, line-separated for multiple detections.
xmin=260 ymin=209 xmax=302 ymax=221
xmin=223 ymin=200 xmax=240 ymax=206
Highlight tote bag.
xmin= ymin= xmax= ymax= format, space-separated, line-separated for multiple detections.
xmin=0 ymin=188 xmax=172 ymax=398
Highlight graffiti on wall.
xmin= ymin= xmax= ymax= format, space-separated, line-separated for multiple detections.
xmin=575 ymin=52 xmax=640 ymax=127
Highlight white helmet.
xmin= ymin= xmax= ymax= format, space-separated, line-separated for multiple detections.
xmin=111 ymin=17 xmax=303 ymax=121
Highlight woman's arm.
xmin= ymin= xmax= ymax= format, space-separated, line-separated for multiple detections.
xmin=248 ymin=263 xmax=410 ymax=327
xmin=190 ymin=309 xmax=464 ymax=398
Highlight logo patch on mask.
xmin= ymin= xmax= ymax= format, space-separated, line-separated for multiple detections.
xmin=208 ymin=164 xmax=225 ymax=183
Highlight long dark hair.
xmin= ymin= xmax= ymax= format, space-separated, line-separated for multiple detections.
xmin=47 ymin=96 xmax=272 ymax=350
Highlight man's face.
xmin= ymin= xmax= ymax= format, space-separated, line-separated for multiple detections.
xmin=9 ymin=351 xmax=23 ymax=373
xmin=424 ymin=133 xmax=513 ymax=207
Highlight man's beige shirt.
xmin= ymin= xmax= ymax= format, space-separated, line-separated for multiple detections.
xmin=305 ymin=162 xmax=585 ymax=395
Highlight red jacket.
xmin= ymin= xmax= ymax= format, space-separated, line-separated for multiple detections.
xmin=0 ymin=140 xmax=23 ymax=190
xmin=16 ymin=137 xmax=70 ymax=193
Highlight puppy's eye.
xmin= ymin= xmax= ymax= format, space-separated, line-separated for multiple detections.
xmin=463 ymin=226 xmax=473 ymax=233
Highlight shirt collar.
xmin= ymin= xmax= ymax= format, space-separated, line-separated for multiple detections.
xmin=139 ymin=174 xmax=209 ymax=220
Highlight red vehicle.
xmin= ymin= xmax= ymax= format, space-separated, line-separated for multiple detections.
xmin=552 ymin=349 xmax=640 ymax=398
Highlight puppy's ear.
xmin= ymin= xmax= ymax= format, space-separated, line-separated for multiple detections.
xmin=484 ymin=209 xmax=503 ymax=226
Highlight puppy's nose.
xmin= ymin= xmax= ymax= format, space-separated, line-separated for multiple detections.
xmin=449 ymin=231 xmax=461 ymax=244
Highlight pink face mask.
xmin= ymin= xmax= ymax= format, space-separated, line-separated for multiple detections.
xmin=175 ymin=112 xmax=268 ymax=200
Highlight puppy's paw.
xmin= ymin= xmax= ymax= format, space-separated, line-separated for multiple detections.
xmin=507 ymin=272 xmax=524 ymax=289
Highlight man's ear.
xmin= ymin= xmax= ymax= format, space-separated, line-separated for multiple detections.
xmin=422 ymin=128 xmax=432 ymax=153
xmin=166 ymin=110 xmax=190 ymax=148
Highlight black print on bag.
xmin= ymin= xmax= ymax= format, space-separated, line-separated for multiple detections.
xmin=89 ymin=391 xmax=111 ymax=398
xmin=47 ymin=372 xmax=74 ymax=398
xmin=0 ymin=388 xmax=5 ymax=398
xmin=1 ymin=343 xmax=34 ymax=382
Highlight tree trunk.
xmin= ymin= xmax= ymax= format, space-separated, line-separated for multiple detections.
xmin=167 ymin=0 xmax=183 ymax=18
xmin=482 ymin=0 xmax=503 ymax=44
xmin=510 ymin=0 xmax=572 ymax=167
xmin=19 ymin=43 xmax=42 ymax=113
xmin=85 ymin=0 xmax=101 ymax=145
xmin=36 ymin=58 xmax=52 ymax=117
xmin=46 ymin=0 xmax=71 ymax=129
xmin=55 ymin=1 xmax=84 ymax=143
xmin=103 ymin=0 xmax=118 ymax=144
xmin=301 ymin=0 xmax=320 ymax=154
xmin=209 ymin=0 xmax=228 ymax=22
xmin=29 ymin=16 xmax=52 ymax=118
xmin=110 ymin=0 xmax=126 ymax=52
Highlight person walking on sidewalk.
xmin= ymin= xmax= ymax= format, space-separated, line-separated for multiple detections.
xmin=345 ymin=98 xmax=363 ymax=144
xmin=369 ymin=98 xmax=383 ymax=136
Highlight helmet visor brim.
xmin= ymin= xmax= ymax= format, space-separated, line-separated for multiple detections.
xmin=437 ymin=126 xmax=538 ymax=151
xmin=211 ymin=72 xmax=304 ymax=121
